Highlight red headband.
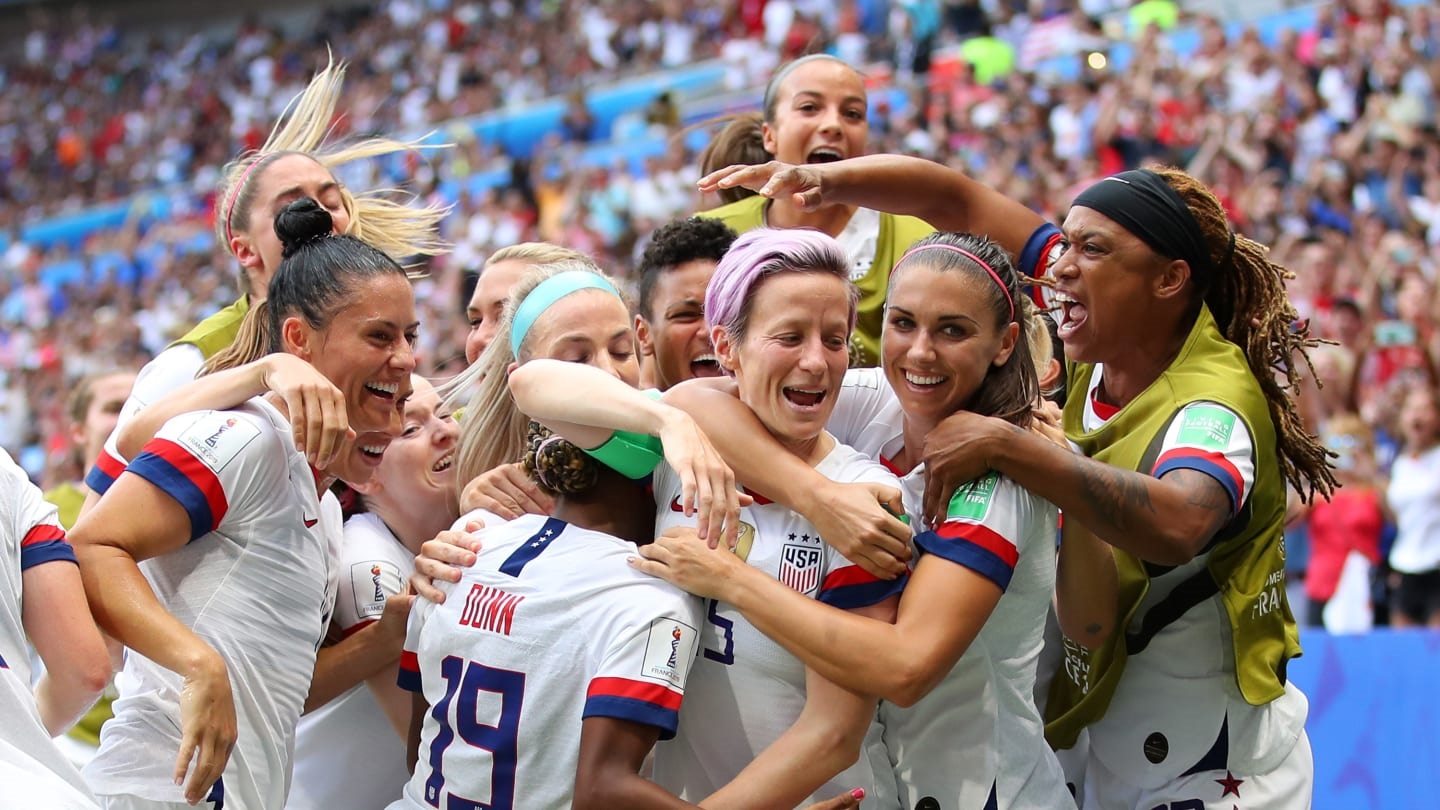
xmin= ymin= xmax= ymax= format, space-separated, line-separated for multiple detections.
xmin=221 ymin=154 xmax=271 ymax=249
xmin=896 ymin=243 xmax=1015 ymax=321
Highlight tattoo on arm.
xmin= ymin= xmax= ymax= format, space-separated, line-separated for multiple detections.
xmin=1164 ymin=468 xmax=1233 ymax=539
xmin=1068 ymin=453 xmax=1157 ymax=538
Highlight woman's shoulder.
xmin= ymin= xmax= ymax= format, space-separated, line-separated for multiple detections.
xmin=695 ymin=196 xmax=765 ymax=231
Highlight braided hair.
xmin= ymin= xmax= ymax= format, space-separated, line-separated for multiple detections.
xmin=522 ymin=422 xmax=603 ymax=497
xmin=1151 ymin=168 xmax=1337 ymax=502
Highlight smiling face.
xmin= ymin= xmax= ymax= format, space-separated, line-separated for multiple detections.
xmin=286 ymin=272 xmax=418 ymax=481
xmin=466 ymin=259 xmax=529 ymax=364
xmin=762 ymin=59 xmax=869 ymax=166
xmin=637 ymin=259 xmax=722 ymax=391
xmin=1399 ymin=386 xmax=1440 ymax=450
xmin=520 ymin=289 xmax=640 ymax=386
xmin=716 ymin=272 xmax=851 ymax=456
xmin=362 ymin=376 xmax=460 ymax=519
xmin=234 ymin=153 xmax=350 ymax=293
xmin=882 ymin=265 xmax=1017 ymax=434
xmin=1051 ymin=205 xmax=1174 ymax=364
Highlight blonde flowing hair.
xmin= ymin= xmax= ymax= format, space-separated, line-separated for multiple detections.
xmin=216 ymin=57 xmax=450 ymax=294
xmin=442 ymin=258 xmax=629 ymax=492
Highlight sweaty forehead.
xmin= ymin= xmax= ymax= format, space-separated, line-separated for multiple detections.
xmin=253 ymin=154 xmax=335 ymax=201
xmin=779 ymin=61 xmax=866 ymax=100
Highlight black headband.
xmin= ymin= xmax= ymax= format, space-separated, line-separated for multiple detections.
xmin=1072 ymin=169 xmax=1213 ymax=281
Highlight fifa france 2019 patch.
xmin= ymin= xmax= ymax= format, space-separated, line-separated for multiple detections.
xmin=947 ymin=472 xmax=1000 ymax=522
xmin=350 ymin=560 xmax=403 ymax=621
xmin=179 ymin=413 xmax=262 ymax=473
xmin=642 ymin=617 xmax=699 ymax=688
xmin=1175 ymin=404 xmax=1237 ymax=451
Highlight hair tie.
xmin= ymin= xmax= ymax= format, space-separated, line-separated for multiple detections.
xmin=533 ymin=434 xmax=570 ymax=490
xmin=897 ymin=244 xmax=1015 ymax=321
xmin=221 ymin=153 xmax=272 ymax=248
xmin=509 ymin=271 xmax=623 ymax=357
xmin=1220 ymin=228 xmax=1237 ymax=270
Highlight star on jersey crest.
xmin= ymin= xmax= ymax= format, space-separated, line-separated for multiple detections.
xmin=1215 ymin=771 xmax=1244 ymax=798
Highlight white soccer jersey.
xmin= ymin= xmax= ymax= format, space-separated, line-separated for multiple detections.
xmin=84 ymin=400 xmax=341 ymax=810
xmin=391 ymin=514 xmax=704 ymax=810
xmin=651 ymin=442 xmax=907 ymax=805
xmin=1075 ymin=368 xmax=1308 ymax=796
xmin=85 ymin=342 xmax=206 ymax=495
xmin=287 ymin=513 xmax=412 ymax=810
xmin=0 ymin=451 xmax=99 ymax=809
xmin=828 ymin=368 xmax=1073 ymax=809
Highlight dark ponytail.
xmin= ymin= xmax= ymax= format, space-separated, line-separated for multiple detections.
xmin=202 ymin=197 xmax=407 ymax=376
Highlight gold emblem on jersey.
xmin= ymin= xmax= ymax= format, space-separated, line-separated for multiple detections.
xmin=732 ymin=521 xmax=755 ymax=562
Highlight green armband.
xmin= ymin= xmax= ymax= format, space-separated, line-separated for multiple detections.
xmin=584 ymin=429 xmax=664 ymax=479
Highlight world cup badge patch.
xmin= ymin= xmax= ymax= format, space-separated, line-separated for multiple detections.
xmin=780 ymin=543 xmax=822 ymax=593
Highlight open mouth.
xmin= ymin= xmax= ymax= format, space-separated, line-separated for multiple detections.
xmin=1053 ymin=291 xmax=1088 ymax=341
xmin=806 ymin=147 xmax=844 ymax=164
xmin=364 ymin=381 xmax=400 ymax=401
xmin=783 ymin=387 xmax=827 ymax=409
xmin=689 ymin=353 xmax=723 ymax=378
xmin=432 ymin=451 xmax=455 ymax=474
xmin=358 ymin=442 xmax=389 ymax=463
xmin=902 ymin=370 xmax=948 ymax=389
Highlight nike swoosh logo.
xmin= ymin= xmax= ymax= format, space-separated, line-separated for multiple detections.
xmin=669 ymin=496 xmax=684 ymax=513
xmin=304 ymin=517 xmax=319 ymax=528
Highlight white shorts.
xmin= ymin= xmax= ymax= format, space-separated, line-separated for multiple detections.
xmin=1083 ymin=729 xmax=1312 ymax=810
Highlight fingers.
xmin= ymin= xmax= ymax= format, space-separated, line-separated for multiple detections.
xmin=804 ymin=788 xmax=866 ymax=809
xmin=183 ymin=733 xmax=231 ymax=805
xmin=627 ymin=554 xmax=671 ymax=581
xmin=795 ymin=189 xmax=825 ymax=210
xmin=409 ymin=570 xmax=447 ymax=604
xmin=697 ymin=162 xmax=774 ymax=192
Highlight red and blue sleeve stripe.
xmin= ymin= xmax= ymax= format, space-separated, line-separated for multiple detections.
xmin=126 ymin=439 xmax=229 ymax=542
xmin=1152 ymin=448 xmax=1244 ymax=515
xmin=1018 ymin=222 xmax=1064 ymax=305
xmin=914 ymin=522 xmax=1019 ymax=591
xmin=818 ymin=565 xmax=908 ymax=609
xmin=84 ymin=448 xmax=127 ymax=496
xmin=20 ymin=523 xmax=76 ymax=570
xmin=397 ymin=649 xmax=422 ymax=692
xmin=583 ymin=677 xmax=684 ymax=739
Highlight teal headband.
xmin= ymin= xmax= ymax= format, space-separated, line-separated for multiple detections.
xmin=509 ymin=271 xmax=623 ymax=357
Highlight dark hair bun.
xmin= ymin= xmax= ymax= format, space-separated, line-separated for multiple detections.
xmin=523 ymin=422 xmax=600 ymax=496
xmin=273 ymin=197 xmax=334 ymax=259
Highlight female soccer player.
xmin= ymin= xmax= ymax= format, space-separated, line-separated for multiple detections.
xmin=508 ymin=228 xmax=906 ymax=806
xmin=705 ymin=158 xmax=1333 ymax=808
xmin=444 ymin=258 xmax=743 ymax=545
xmin=641 ymin=232 xmax=1083 ymax=809
xmin=287 ymin=375 xmax=460 ymax=810
xmin=697 ymin=55 xmax=933 ymax=368
xmin=1 ymin=449 xmax=110 ymax=809
xmin=70 ymin=200 xmax=419 ymax=809
xmin=84 ymin=57 xmax=446 ymax=500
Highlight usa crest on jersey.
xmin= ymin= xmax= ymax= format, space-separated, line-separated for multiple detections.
xmin=780 ymin=543 xmax=822 ymax=593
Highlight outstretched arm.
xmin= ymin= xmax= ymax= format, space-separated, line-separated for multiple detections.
xmin=118 ymin=354 xmax=351 ymax=469
xmin=921 ymin=412 xmax=1235 ymax=565
xmin=635 ymin=533 xmax=999 ymax=707
xmin=69 ymin=478 xmax=236 ymax=805
xmin=508 ymin=360 xmax=743 ymax=546
xmin=699 ymin=155 xmax=1046 ymax=257
xmin=663 ymin=379 xmax=911 ymax=578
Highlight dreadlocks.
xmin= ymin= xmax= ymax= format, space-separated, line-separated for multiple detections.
xmin=1152 ymin=167 xmax=1337 ymax=502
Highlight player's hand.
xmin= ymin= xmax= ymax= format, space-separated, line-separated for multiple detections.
xmin=174 ymin=653 xmax=236 ymax=806
xmin=698 ymin=160 xmax=830 ymax=211
xmin=921 ymin=411 xmax=1004 ymax=527
xmin=655 ymin=410 xmax=751 ymax=549
xmin=410 ymin=521 xmax=484 ymax=603
xmin=459 ymin=461 xmax=555 ymax=518
xmin=1030 ymin=400 xmax=1068 ymax=447
xmin=631 ymin=526 xmax=748 ymax=601
xmin=260 ymin=353 xmax=352 ymax=469
xmin=810 ymin=481 xmax=911 ymax=579
xmin=801 ymin=788 xmax=866 ymax=809
xmin=375 ymin=584 xmax=415 ymax=651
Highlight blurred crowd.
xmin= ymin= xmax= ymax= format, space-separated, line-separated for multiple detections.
xmin=3 ymin=0 xmax=1439 ymax=627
